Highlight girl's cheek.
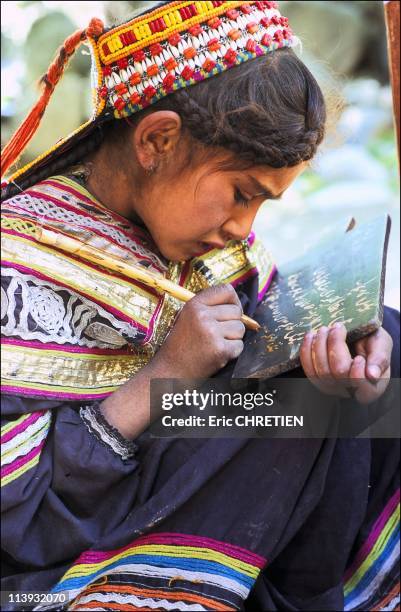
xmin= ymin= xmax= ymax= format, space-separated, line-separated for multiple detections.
xmin=206 ymin=197 xmax=233 ymax=221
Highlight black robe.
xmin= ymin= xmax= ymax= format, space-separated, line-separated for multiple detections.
xmin=1 ymin=277 xmax=400 ymax=611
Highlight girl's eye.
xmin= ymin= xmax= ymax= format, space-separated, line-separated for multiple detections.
xmin=234 ymin=187 xmax=250 ymax=208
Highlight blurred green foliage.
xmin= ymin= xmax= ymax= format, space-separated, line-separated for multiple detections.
xmin=24 ymin=11 xmax=89 ymax=78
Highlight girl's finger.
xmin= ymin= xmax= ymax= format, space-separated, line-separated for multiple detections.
xmin=365 ymin=331 xmax=392 ymax=381
xmin=301 ymin=331 xmax=351 ymax=398
xmin=213 ymin=304 xmax=244 ymax=322
xmin=220 ymin=320 xmax=246 ymax=340
xmin=311 ymin=327 xmax=331 ymax=380
xmin=300 ymin=331 xmax=318 ymax=379
xmin=366 ymin=352 xmax=391 ymax=382
xmin=349 ymin=355 xmax=366 ymax=382
xmin=347 ymin=355 xmax=367 ymax=400
xmin=354 ymin=328 xmax=393 ymax=382
xmin=327 ymin=323 xmax=353 ymax=379
xmin=224 ymin=338 xmax=244 ymax=360
xmin=348 ymin=355 xmax=382 ymax=404
xmin=196 ymin=284 xmax=243 ymax=308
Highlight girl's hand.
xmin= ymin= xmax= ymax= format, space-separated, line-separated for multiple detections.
xmin=154 ymin=284 xmax=245 ymax=379
xmin=300 ymin=323 xmax=392 ymax=404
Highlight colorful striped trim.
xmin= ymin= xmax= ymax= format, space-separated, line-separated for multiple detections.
xmin=1 ymin=342 xmax=144 ymax=400
xmin=257 ymin=263 xmax=277 ymax=302
xmin=39 ymin=533 xmax=266 ymax=611
xmin=372 ymin=583 xmax=400 ymax=612
xmin=1 ymin=381 xmax=118 ymax=401
xmin=69 ymin=586 xmax=236 ymax=611
xmin=344 ymin=489 xmax=400 ymax=611
xmin=2 ymin=336 xmax=131 ymax=356
xmin=43 ymin=176 xmax=161 ymax=245
xmin=1 ymin=410 xmax=51 ymax=487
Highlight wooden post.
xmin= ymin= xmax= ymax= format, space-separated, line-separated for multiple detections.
xmin=383 ymin=1 xmax=400 ymax=161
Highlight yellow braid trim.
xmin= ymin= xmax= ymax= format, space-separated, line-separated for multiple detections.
xmin=98 ymin=1 xmax=251 ymax=64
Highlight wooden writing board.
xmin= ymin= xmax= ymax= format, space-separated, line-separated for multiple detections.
xmin=233 ymin=215 xmax=391 ymax=379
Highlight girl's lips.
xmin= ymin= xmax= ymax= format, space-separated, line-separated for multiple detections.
xmin=191 ymin=241 xmax=226 ymax=257
xmin=207 ymin=241 xmax=226 ymax=249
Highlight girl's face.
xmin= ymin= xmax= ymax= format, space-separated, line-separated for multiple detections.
xmin=134 ymin=158 xmax=307 ymax=262
xmin=88 ymin=113 xmax=308 ymax=262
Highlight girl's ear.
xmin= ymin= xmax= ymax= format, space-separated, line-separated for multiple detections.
xmin=132 ymin=111 xmax=182 ymax=171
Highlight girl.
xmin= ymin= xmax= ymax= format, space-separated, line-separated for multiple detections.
xmin=1 ymin=2 xmax=399 ymax=610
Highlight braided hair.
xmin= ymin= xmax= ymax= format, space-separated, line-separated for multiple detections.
xmin=2 ymin=47 xmax=325 ymax=200
xmin=153 ymin=48 xmax=326 ymax=169
xmin=103 ymin=47 xmax=326 ymax=171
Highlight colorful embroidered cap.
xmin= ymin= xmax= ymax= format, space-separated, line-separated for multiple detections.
xmin=1 ymin=1 xmax=298 ymax=185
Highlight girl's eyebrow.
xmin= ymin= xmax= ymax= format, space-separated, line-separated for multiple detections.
xmin=246 ymin=175 xmax=284 ymax=200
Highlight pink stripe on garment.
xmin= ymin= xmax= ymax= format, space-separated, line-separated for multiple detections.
xmin=343 ymin=488 xmax=400 ymax=582
xmin=1 ymin=337 xmax=131 ymax=356
xmin=7 ymin=211 xmax=161 ymax=272
xmin=136 ymin=532 xmax=267 ymax=566
xmin=231 ymin=267 xmax=258 ymax=288
xmin=39 ymin=180 xmax=108 ymax=208
xmin=75 ymin=532 xmax=266 ymax=568
xmin=40 ymin=180 xmax=145 ymax=230
xmin=1 ymin=438 xmax=45 ymax=478
xmin=1 ymin=384 xmax=112 ymax=401
xmin=26 ymin=185 xmax=163 ymax=270
xmin=247 ymin=231 xmax=256 ymax=247
xmin=2 ymin=227 xmax=37 ymax=243
xmin=142 ymin=291 xmax=166 ymax=344
xmin=1 ymin=411 xmax=45 ymax=444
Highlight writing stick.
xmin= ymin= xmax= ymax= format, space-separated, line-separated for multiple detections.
xmin=35 ymin=227 xmax=261 ymax=332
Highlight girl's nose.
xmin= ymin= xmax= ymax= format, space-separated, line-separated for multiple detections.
xmin=222 ymin=210 xmax=256 ymax=242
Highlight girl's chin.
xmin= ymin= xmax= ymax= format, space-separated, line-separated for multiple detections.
xmin=158 ymin=245 xmax=193 ymax=262
xmin=159 ymin=241 xmax=217 ymax=262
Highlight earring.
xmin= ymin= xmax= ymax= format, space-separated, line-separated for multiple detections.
xmin=146 ymin=162 xmax=158 ymax=175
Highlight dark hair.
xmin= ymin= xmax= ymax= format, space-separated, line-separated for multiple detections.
xmin=2 ymin=47 xmax=326 ymax=199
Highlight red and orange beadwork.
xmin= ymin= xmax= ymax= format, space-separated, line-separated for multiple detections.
xmin=93 ymin=1 xmax=296 ymax=118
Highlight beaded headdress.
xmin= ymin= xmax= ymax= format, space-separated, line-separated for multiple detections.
xmin=1 ymin=1 xmax=297 ymax=186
